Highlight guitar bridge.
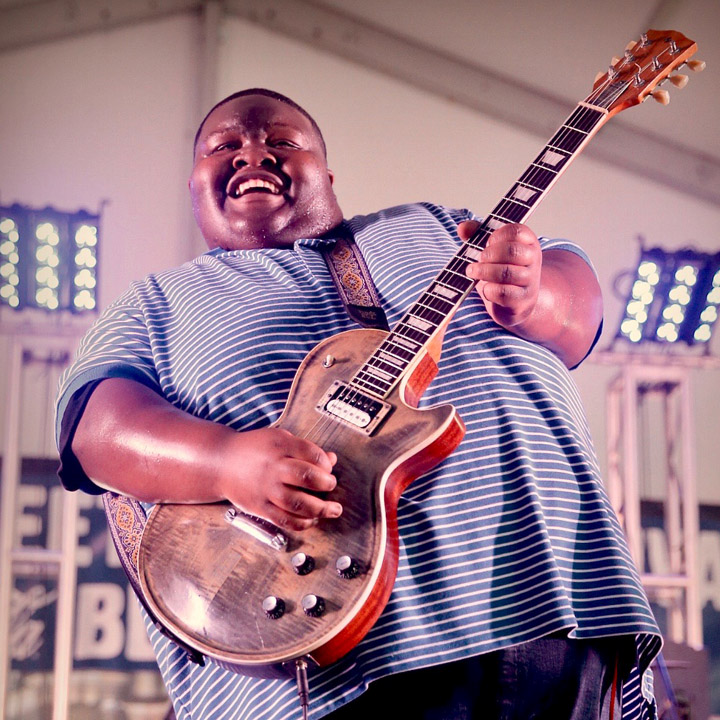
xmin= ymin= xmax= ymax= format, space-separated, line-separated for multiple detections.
xmin=316 ymin=381 xmax=392 ymax=436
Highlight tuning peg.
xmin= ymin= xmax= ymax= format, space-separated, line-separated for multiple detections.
xmin=625 ymin=40 xmax=637 ymax=51
xmin=669 ymin=74 xmax=689 ymax=88
xmin=594 ymin=71 xmax=605 ymax=83
xmin=651 ymin=89 xmax=671 ymax=105
xmin=687 ymin=59 xmax=706 ymax=72
xmin=611 ymin=56 xmax=621 ymax=66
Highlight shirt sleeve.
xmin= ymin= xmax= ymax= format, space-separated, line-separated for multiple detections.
xmin=55 ymin=284 xmax=162 ymax=493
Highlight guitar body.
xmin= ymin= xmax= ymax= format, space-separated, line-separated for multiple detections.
xmin=138 ymin=328 xmax=465 ymax=674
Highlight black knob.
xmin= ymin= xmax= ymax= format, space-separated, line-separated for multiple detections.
xmin=291 ymin=552 xmax=315 ymax=575
xmin=262 ymin=595 xmax=285 ymax=620
xmin=335 ymin=555 xmax=360 ymax=579
xmin=301 ymin=594 xmax=325 ymax=617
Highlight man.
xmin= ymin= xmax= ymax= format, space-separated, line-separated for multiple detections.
xmin=56 ymin=89 xmax=661 ymax=719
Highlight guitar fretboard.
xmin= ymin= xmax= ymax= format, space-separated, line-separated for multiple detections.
xmin=348 ymin=103 xmax=610 ymax=400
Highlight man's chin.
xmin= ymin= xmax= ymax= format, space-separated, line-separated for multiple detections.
xmin=214 ymin=216 xmax=296 ymax=251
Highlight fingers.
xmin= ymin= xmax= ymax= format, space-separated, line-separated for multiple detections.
xmin=280 ymin=430 xmax=337 ymax=480
xmin=462 ymin=223 xmax=541 ymax=325
xmin=229 ymin=428 xmax=343 ymax=531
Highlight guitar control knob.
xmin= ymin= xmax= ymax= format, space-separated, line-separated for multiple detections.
xmin=335 ymin=555 xmax=360 ymax=579
xmin=301 ymin=594 xmax=325 ymax=617
xmin=291 ymin=552 xmax=315 ymax=575
xmin=262 ymin=595 xmax=285 ymax=620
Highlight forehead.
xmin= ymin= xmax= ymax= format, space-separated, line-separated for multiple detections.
xmin=195 ymin=95 xmax=319 ymax=151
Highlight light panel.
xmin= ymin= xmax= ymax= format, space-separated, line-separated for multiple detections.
xmin=616 ymin=246 xmax=720 ymax=350
xmin=0 ymin=204 xmax=100 ymax=313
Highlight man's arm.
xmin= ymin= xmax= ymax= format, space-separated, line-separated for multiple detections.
xmin=460 ymin=221 xmax=603 ymax=369
xmin=71 ymin=377 xmax=342 ymax=530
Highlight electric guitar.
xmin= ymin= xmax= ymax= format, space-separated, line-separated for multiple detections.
xmin=137 ymin=30 xmax=701 ymax=676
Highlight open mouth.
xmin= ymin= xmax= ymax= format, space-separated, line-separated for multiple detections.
xmin=228 ymin=177 xmax=283 ymax=199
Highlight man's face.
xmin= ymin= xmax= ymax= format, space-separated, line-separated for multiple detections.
xmin=190 ymin=95 xmax=343 ymax=251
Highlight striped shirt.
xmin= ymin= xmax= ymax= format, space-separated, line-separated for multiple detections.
xmin=56 ymin=203 xmax=661 ymax=719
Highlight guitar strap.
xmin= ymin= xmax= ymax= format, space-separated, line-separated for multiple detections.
xmin=322 ymin=224 xmax=389 ymax=330
xmin=102 ymin=491 xmax=206 ymax=665
xmin=102 ymin=225 xmax=387 ymax=667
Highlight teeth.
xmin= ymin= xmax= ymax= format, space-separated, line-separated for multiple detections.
xmin=234 ymin=178 xmax=281 ymax=197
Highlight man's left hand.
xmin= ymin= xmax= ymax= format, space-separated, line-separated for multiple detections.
xmin=460 ymin=221 xmax=541 ymax=328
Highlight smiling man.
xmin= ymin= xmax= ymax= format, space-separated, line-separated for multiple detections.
xmin=56 ymin=89 xmax=660 ymax=720
xmin=190 ymin=91 xmax=343 ymax=251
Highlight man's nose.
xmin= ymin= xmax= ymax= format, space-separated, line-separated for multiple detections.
xmin=232 ymin=143 xmax=276 ymax=169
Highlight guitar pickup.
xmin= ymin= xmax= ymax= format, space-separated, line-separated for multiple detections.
xmin=316 ymin=381 xmax=392 ymax=436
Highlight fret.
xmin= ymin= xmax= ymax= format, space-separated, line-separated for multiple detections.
xmin=376 ymin=350 xmax=405 ymax=368
xmin=354 ymin=373 xmax=391 ymax=395
xmin=519 ymin=166 xmax=557 ymax=192
xmin=552 ymin=125 xmax=588 ymax=154
xmin=395 ymin=324 xmax=433 ymax=350
xmin=535 ymin=148 xmax=568 ymax=169
xmin=387 ymin=334 xmax=421 ymax=353
xmin=367 ymin=353 xmax=403 ymax=376
xmin=430 ymin=282 xmax=461 ymax=301
xmin=482 ymin=217 xmax=505 ymax=231
xmin=362 ymin=364 xmax=395 ymax=383
xmin=440 ymin=266 xmax=474 ymax=284
xmin=514 ymin=179 xmax=542 ymax=194
xmin=380 ymin=344 xmax=415 ymax=368
xmin=568 ymin=104 xmax=606 ymax=132
xmin=417 ymin=292 xmax=455 ymax=316
xmin=507 ymin=183 xmax=539 ymax=204
xmin=489 ymin=209 xmax=522 ymax=226
xmin=462 ymin=246 xmax=483 ymax=262
xmin=413 ymin=304 xmax=447 ymax=329
xmin=353 ymin=363 xmax=395 ymax=392
xmin=545 ymin=143 xmax=572 ymax=157
xmin=494 ymin=198 xmax=532 ymax=222
xmin=405 ymin=315 xmax=435 ymax=333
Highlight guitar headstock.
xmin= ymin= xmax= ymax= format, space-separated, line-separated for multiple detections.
xmin=590 ymin=29 xmax=702 ymax=117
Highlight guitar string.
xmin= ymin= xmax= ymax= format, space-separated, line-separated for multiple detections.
xmin=298 ymin=39 xmax=679 ymax=456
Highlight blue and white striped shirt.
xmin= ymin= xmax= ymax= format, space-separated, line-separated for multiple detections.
xmin=56 ymin=203 xmax=661 ymax=719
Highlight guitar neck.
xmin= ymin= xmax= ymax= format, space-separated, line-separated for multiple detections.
xmin=350 ymin=103 xmax=610 ymax=399
xmin=349 ymin=29 xmax=699 ymax=400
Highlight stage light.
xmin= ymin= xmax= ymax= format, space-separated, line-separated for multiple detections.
xmin=615 ymin=246 xmax=720 ymax=351
xmin=0 ymin=204 xmax=100 ymax=313
xmin=72 ymin=220 xmax=98 ymax=311
xmin=0 ymin=216 xmax=21 ymax=308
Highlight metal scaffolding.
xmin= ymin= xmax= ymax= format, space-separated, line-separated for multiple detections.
xmin=594 ymin=350 xmax=716 ymax=650
xmin=0 ymin=329 xmax=81 ymax=720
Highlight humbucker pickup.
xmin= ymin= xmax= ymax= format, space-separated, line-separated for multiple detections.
xmin=316 ymin=381 xmax=392 ymax=435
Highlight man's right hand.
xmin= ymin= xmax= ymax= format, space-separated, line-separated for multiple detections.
xmin=72 ymin=378 xmax=342 ymax=531
xmin=217 ymin=427 xmax=341 ymax=531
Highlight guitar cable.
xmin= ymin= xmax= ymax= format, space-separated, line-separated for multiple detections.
xmin=295 ymin=658 xmax=311 ymax=720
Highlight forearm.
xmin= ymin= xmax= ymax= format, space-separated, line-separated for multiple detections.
xmin=72 ymin=377 xmax=234 ymax=504
xmin=504 ymin=248 xmax=603 ymax=368
xmin=71 ymin=376 xmax=341 ymax=529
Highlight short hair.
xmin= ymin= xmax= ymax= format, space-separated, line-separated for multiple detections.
xmin=193 ymin=88 xmax=327 ymax=158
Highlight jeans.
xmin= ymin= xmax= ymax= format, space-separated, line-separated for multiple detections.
xmin=325 ymin=634 xmax=628 ymax=720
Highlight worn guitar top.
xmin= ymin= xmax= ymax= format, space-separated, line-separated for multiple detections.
xmin=56 ymin=203 xmax=661 ymax=720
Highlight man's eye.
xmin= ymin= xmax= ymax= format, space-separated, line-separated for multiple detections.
xmin=211 ymin=142 xmax=238 ymax=153
xmin=272 ymin=139 xmax=298 ymax=149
